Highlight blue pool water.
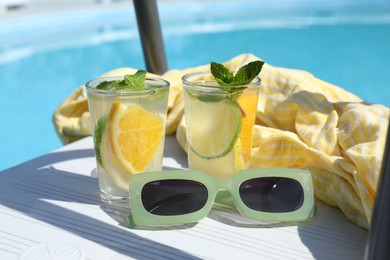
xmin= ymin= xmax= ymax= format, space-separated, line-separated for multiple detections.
xmin=0 ymin=1 xmax=390 ymax=170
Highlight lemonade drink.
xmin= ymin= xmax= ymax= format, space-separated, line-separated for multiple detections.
xmin=182 ymin=72 xmax=260 ymax=179
xmin=86 ymin=75 xmax=170 ymax=207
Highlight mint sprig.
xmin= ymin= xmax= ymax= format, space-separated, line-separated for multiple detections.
xmin=209 ymin=60 xmax=264 ymax=116
xmin=96 ymin=70 xmax=147 ymax=90
xmin=210 ymin=60 xmax=264 ymax=92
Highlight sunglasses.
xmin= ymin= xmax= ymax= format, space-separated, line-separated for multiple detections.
xmin=125 ymin=168 xmax=315 ymax=227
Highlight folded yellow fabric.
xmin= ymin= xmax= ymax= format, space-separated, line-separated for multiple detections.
xmin=53 ymin=53 xmax=389 ymax=229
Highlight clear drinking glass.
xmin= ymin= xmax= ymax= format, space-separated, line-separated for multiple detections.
xmin=86 ymin=76 xmax=170 ymax=207
xmin=182 ymin=71 xmax=261 ymax=179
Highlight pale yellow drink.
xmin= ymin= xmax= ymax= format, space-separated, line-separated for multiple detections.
xmin=86 ymin=76 xmax=169 ymax=207
xmin=182 ymin=72 xmax=260 ymax=179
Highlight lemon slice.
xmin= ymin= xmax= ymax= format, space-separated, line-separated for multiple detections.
xmin=100 ymin=126 xmax=131 ymax=190
xmin=186 ymin=96 xmax=242 ymax=159
xmin=109 ymin=101 xmax=164 ymax=173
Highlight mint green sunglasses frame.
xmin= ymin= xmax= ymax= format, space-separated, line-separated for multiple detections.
xmin=126 ymin=168 xmax=314 ymax=227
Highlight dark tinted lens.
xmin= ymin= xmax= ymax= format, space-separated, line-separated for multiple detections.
xmin=141 ymin=180 xmax=208 ymax=216
xmin=239 ymin=177 xmax=304 ymax=213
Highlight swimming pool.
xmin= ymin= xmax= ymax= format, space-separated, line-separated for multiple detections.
xmin=1 ymin=0 xmax=389 ymax=170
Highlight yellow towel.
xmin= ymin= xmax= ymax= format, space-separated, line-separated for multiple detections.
xmin=53 ymin=53 xmax=389 ymax=229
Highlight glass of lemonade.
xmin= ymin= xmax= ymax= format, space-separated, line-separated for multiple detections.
xmin=86 ymin=76 xmax=170 ymax=207
xmin=182 ymin=71 xmax=260 ymax=179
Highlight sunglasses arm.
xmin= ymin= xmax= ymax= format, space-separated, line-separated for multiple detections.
xmin=125 ymin=214 xmax=137 ymax=228
xmin=308 ymin=205 xmax=316 ymax=219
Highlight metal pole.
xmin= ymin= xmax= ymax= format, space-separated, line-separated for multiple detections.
xmin=133 ymin=0 xmax=168 ymax=75
xmin=364 ymin=122 xmax=390 ymax=260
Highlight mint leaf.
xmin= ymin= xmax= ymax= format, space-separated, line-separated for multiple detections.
xmin=234 ymin=60 xmax=264 ymax=85
xmin=95 ymin=70 xmax=147 ymax=90
xmin=96 ymin=80 xmax=123 ymax=90
xmin=123 ymin=70 xmax=147 ymax=90
xmin=210 ymin=62 xmax=234 ymax=85
xmin=215 ymin=77 xmax=228 ymax=87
